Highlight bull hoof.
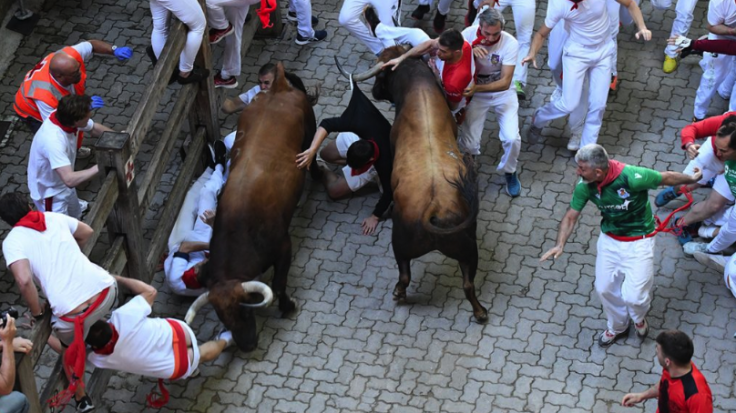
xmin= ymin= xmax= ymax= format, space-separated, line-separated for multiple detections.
xmin=279 ymin=298 xmax=297 ymax=316
xmin=392 ymin=284 xmax=407 ymax=301
xmin=474 ymin=309 xmax=489 ymax=324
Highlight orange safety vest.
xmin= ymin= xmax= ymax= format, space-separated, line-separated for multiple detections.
xmin=14 ymin=46 xmax=87 ymax=122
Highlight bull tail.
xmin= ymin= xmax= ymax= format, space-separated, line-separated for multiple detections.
xmin=422 ymin=154 xmax=479 ymax=235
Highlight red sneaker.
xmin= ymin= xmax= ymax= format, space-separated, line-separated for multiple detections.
xmin=209 ymin=23 xmax=234 ymax=44
xmin=609 ymin=75 xmax=619 ymax=92
xmin=214 ymin=72 xmax=238 ymax=89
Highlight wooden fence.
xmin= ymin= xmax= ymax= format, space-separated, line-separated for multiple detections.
xmin=13 ymin=2 xmax=281 ymax=411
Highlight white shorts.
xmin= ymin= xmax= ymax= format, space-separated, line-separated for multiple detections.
xmin=180 ymin=320 xmax=201 ymax=379
xmin=713 ymin=174 xmax=736 ymax=203
xmin=336 ymin=132 xmax=380 ymax=192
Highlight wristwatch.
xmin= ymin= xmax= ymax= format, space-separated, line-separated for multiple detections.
xmin=111 ymin=45 xmax=118 ymax=51
xmin=33 ymin=310 xmax=44 ymax=320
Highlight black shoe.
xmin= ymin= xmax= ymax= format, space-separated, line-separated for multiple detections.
xmin=363 ymin=6 xmax=380 ymax=37
xmin=287 ymin=11 xmax=319 ymax=26
xmin=76 ymin=395 xmax=95 ymax=413
xmin=214 ymin=140 xmax=227 ymax=168
xmin=433 ymin=11 xmax=447 ymax=33
xmin=295 ymin=30 xmax=327 ymax=45
xmin=146 ymin=45 xmax=158 ymax=66
xmin=410 ymin=5 xmax=430 ymax=20
xmin=177 ymin=66 xmax=210 ymax=85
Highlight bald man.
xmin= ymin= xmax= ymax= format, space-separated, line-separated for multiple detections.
xmin=14 ymin=40 xmax=133 ymax=158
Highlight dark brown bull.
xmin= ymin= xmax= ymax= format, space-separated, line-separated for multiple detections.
xmin=186 ymin=63 xmax=322 ymax=350
xmin=337 ymin=47 xmax=487 ymax=322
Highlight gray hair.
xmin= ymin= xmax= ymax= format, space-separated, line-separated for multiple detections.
xmin=478 ymin=7 xmax=505 ymax=29
xmin=574 ymin=144 xmax=610 ymax=170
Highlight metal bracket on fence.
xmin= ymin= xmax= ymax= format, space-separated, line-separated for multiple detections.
xmin=14 ymin=0 xmax=33 ymax=20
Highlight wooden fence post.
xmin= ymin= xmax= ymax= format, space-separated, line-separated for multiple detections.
xmin=94 ymin=132 xmax=148 ymax=283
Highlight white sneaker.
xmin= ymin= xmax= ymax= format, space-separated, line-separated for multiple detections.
xmin=683 ymin=241 xmax=709 ymax=255
xmin=567 ymin=134 xmax=581 ymax=151
xmin=694 ymin=252 xmax=727 ymax=273
xmin=698 ymin=225 xmax=718 ymax=239
xmin=78 ymin=199 xmax=89 ymax=214
xmin=217 ymin=330 xmax=234 ymax=347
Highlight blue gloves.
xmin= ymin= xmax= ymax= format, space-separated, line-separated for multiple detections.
xmin=113 ymin=46 xmax=133 ymax=61
xmin=91 ymin=95 xmax=104 ymax=110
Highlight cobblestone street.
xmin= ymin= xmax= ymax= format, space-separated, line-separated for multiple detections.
xmin=1 ymin=0 xmax=735 ymax=411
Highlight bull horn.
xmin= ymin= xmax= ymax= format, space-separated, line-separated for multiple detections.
xmin=239 ymin=281 xmax=273 ymax=309
xmin=334 ymin=56 xmax=384 ymax=83
xmin=185 ymin=292 xmax=210 ymax=324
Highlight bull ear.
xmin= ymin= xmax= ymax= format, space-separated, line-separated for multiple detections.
xmin=239 ymin=281 xmax=273 ymax=309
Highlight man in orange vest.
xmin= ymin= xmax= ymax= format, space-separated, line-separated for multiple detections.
xmin=14 ymin=40 xmax=132 ymax=158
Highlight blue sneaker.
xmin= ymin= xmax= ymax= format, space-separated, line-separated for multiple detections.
xmin=505 ymin=172 xmax=521 ymax=197
xmin=655 ymin=186 xmax=679 ymax=207
xmin=704 ymin=177 xmax=715 ymax=188
xmin=670 ymin=214 xmax=693 ymax=245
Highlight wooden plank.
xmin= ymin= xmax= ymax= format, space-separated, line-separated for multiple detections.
xmin=125 ymin=21 xmax=187 ymax=158
xmin=137 ymin=84 xmax=198 ymax=212
xmin=15 ymin=350 xmax=42 ymax=413
xmin=191 ymin=0 xmax=219 ymax=144
xmin=95 ymin=132 xmax=148 ymax=284
xmin=146 ymin=127 xmax=206 ymax=274
xmin=38 ymin=358 xmax=67 ymax=413
xmin=82 ymin=171 xmax=118 ymax=257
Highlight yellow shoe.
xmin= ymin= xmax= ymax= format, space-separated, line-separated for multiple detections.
xmin=663 ymin=56 xmax=678 ymax=73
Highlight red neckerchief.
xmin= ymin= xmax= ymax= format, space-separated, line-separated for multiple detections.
xmin=182 ymin=267 xmax=202 ymax=289
xmin=570 ymin=0 xmax=583 ymax=10
xmin=92 ymin=323 xmax=119 ymax=355
xmin=49 ymin=111 xmax=77 ymax=134
xmin=14 ymin=211 xmax=46 ymax=232
xmin=471 ymin=27 xmax=502 ymax=48
xmin=596 ymin=160 xmax=626 ymax=194
xmin=350 ymin=140 xmax=380 ymax=176
xmin=257 ymin=0 xmax=277 ymax=28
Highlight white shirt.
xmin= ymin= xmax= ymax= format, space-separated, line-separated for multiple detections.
xmin=708 ymin=0 xmax=736 ymax=40
xmin=462 ymin=27 xmax=518 ymax=86
xmin=2 ymin=212 xmax=114 ymax=316
xmin=545 ymin=0 xmax=610 ymax=46
xmin=238 ymin=85 xmax=262 ymax=106
xmin=27 ymin=112 xmax=94 ymax=201
xmin=37 ymin=42 xmax=95 ymax=122
xmin=87 ymin=296 xmax=198 ymax=379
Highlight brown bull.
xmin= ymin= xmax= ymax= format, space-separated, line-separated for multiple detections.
xmin=337 ymin=47 xmax=487 ymax=322
xmin=186 ymin=63 xmax=322 ymax=351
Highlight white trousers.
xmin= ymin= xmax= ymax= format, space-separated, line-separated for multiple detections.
xmin=694 ymin=35 xmax=736 ymax=120
xmin=34 ymin=187 xmax=81 ymax=219
xmin=418 ymin=0 xmax=455 ymax=15
xmin=458 ymin=89 xmax=521 ymax=173
xmin=288 ymin=0 xmax=315 ymax=38
xmin=546 ymin=25 xmax=589 ymax=140
xmin=150 ymin=0 xmax=206 ymax=73
xmin=491 ymin=0 xmax=534 ymax=85
xmin=652 ymin=0 xmax=698 ymax=58
xmin=375 ymin=23 xmax=430 ymax=49
xmin=535 ymin=39 xmax=613 ymax=145
xmin=595 ymin=233 xmax=655 ymax=334
xmin=723 ymin=254 xmax=736 ymax=299
xmin=207 ymin=0 xmax=261 ymax=78
xmin=339 ymin=0 xmax=401 ymax=55
xmin=165 ymin=165 xmax=224 ymax=296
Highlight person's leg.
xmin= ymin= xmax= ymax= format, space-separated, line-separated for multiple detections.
xmin=594 ymin=234 xmax=631 ymax=334
xmin=620 ymin=238 xmax=655 ymax=326
xmin=534 ymin=43 xmax=588 ymax=128
xmin=492 ymin=91 xmax=521 ymax=173
xmin=340 ymin=0 xmax=384 ymax=54
xmin=509 ymin=0 xmax=535 ymax=86
xmin=205 ymin=0 xmax=230 ymax=30
xmin=294 ymin=0 xmax=314 ymax=38
xmin=724 ymin=254 xmax=736 ymax=299
xmin=322 ymin=168 xmax=354 ymax=200
xmin=581 ymin=44 xmax=614 ymax=146
xmin=664 ymin=0 xmax=697 ymax=58
xmin=694 ymin=48 xmax=731 ymax=120
xmin=159 ymin=0 xmax=207 ymax=73
xmin=457 ymin=95 xmax=491 ymax=156
xmin=607 ymin=0 xmax=620 ymax=77
xmin=150 ymin=0 xmax=171 ymax=58
xmin=169 ymin=168 xmax=213 ymax=251
xmin=375 ymin=24 xmax=430 ymax=49
xmin=319 ymin=141 xmax=346 ymax=165
xmin=437 ymin=0 xmax=455 ymax=15
xmin=0 ymin=392 xmax=30 ymax=413
xmin=220 ymin=3 xmax=250 ymax=79
xmin=547 ymin=24 xmax=568 ymax=90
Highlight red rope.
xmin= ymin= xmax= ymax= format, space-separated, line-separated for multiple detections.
xmin=655 ymin=186 xmax=694 ymax=236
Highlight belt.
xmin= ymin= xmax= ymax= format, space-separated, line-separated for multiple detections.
xmin=605 ymin=232 xmax=656 ymax=242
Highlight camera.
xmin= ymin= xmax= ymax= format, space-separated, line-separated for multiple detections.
xmin=1 ymin=307 xmax=19 ymax=328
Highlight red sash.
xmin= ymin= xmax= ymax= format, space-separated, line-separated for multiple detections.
xmin=147 ymin=319 xmax=190 ymax=408
xmin=48 ymin=287 xmax=111 ymax=409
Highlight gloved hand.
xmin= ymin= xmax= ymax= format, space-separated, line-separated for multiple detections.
xmin=113 ymin=46 xmax=133 ymax=61
xmin=91 ymin=95 xmax=104 ymax=110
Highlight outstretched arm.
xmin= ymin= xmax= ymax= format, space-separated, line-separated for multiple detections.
xmin=540 ymin=208 xmax=581 ymax=262
xmin=382 ymin=39 xmax=439 ymax=70
xmin=660 ymin=169 xmax=701 ymax=186
xmin=114 ymin=275 xmax=157 ymax=306
xmin=616 ymin=0 xmax=651 ymax=40
xmin=521 ymin=25 xmax=552 ymax=69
